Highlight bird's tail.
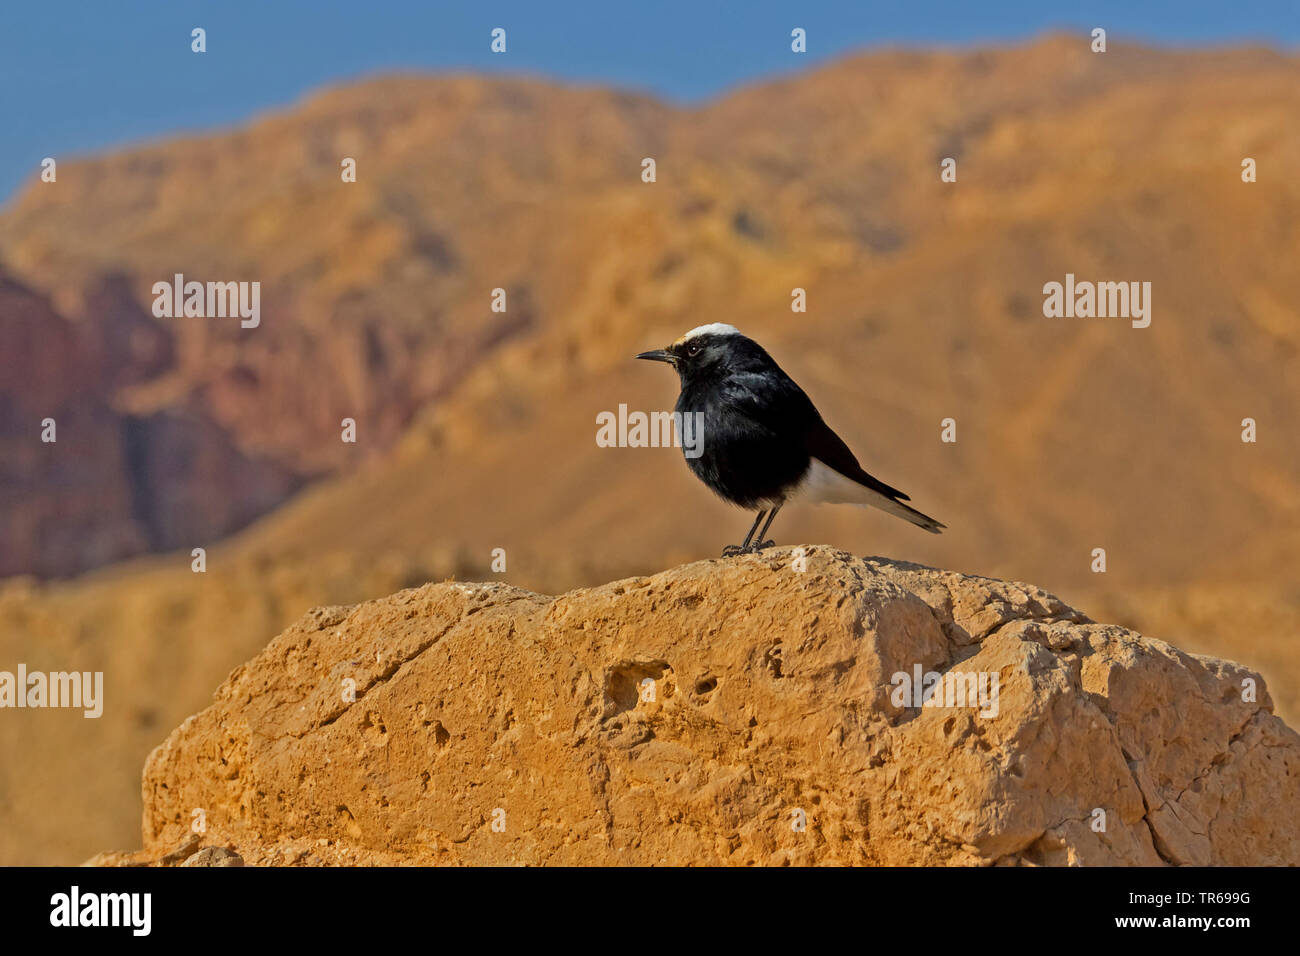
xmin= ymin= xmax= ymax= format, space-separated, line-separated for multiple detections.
xmin=867 ymin=494 xmax=946 ymax=534
xmin=801 ymin=458 xmax=945 ymax=533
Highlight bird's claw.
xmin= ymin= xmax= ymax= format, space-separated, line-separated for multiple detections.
xmin=722 ymin=540 xmax=776 ymax=557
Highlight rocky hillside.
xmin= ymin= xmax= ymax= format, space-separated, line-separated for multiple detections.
xmin=2 ymin=37 xmax=1299 ymax=583
xmin=0 ymin=269 xmax=298 ymax=577
xmin=92 ymin=548 xmax=1300 ymax=866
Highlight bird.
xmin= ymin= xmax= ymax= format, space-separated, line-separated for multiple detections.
xmin=636 ymin=323 xmax=944 ymax=555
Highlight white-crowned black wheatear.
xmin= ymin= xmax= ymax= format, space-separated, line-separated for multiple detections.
xmin=636 ymin=324 xmax=944 ymax=555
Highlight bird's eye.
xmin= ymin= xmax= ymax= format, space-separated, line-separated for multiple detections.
xmin=686 ymin=344 xmax=702 ymax=357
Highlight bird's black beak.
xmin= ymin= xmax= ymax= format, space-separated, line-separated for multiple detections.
xmin=635 ymin=349 xmax=674 ymax=365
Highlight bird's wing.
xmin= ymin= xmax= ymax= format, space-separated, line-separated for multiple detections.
xmin=805 ymin=417 xmax=911 ymax=502
xmin=716 ymin=370 xmax=820 ymax=438
xmin=720 ymin=370 xmax=910 ymax=502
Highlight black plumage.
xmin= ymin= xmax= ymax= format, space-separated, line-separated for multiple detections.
xmin=636 ymin=324 xmax=944 ymax=555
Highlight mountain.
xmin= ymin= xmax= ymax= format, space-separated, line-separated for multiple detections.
xmin=2 ymin=35 xmax=1299 ymax=863
xmin=0 ymin=76 xmax=672 ymax=575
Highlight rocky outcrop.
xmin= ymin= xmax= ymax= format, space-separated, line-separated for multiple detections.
xmin=106 ymin=547 xmax=1299 ymax=866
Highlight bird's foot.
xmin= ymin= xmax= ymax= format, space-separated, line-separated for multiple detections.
xmin=722 ymin=541 xmax=775 ymax=557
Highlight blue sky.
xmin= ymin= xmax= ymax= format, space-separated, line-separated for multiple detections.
xmin=1 ymin=0 xmax=1296 ymax=204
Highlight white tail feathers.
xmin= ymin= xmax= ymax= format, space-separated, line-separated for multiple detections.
xmin=792 ymin=458 xmax=944 ymax=533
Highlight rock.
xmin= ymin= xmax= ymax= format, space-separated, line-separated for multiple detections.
xmin=180 ymin=847 xmax=244 ymax=867
xmin=86 ymin=842 xmax=244 ymax=867
xmin=158 ymin=834 xmax=201 ymax=865
xmin=79 ymin=852 xmax=148 ymax=868
xmin=109 ymin=547 xmax=1299 ymax=866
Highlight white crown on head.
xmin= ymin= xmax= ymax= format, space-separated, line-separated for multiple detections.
xmin=674 ymin=323 xmax=742 ymax=345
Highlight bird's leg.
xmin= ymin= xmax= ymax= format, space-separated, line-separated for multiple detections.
xmin=723 ymin=510 xmax=766 ymax=557
xmin=741 ymin=511 xmax=766 ymax=548
xmin=752 ymin=504 xmax=782 ymax=550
